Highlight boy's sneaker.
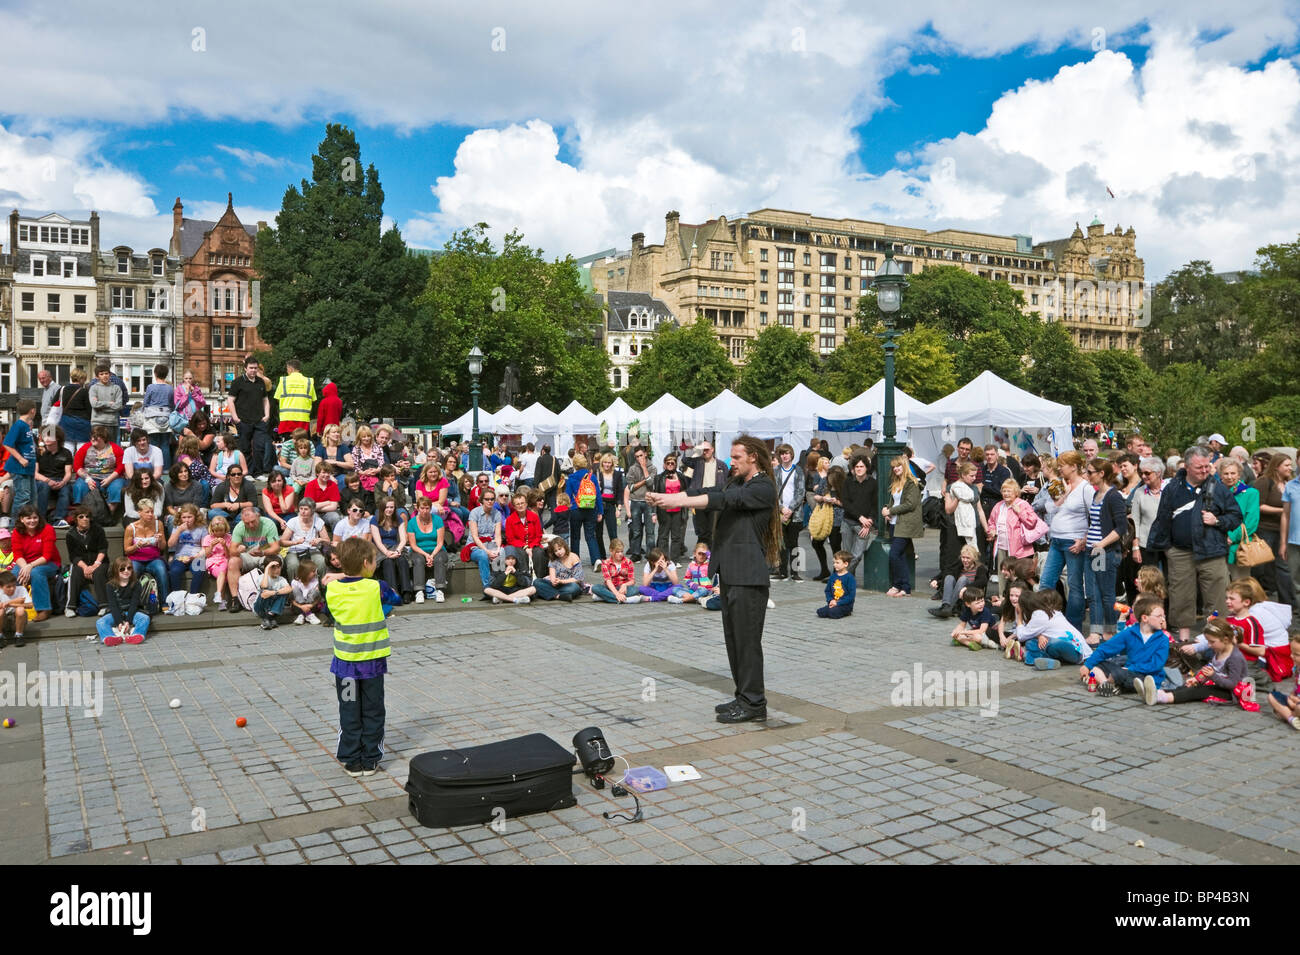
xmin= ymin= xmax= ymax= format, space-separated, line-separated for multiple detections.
xmin=14 ymin=634 xmax=26 ymax=648
xmin=434 ymin=591 xmax=444 ymax=603
xmin=260 ymin=619 xmax=273 ymax=630
xmin=103 ymin=635 xmax=124 ymax=647
xmin=52 ymin=520 xmax=69 ymax=529
xmin=344 ymin=761 xmax=365 ymax=778
xmin=512 ymin=595 xmax=531 ymax=605
xmin=1097 ymin=682 xmax=1121 ymax=698
xmin=414 ymin=591 xmax=425 ymax=604
xmin=1288 ymin=716 xmax=1300 ymax=731
xmin=1139 ymin=675 xmax=1158 ymax=706
xmin=306 ymin=613 xmax=321 ymax=625
xmin=294 ymin=613 xmax=306 ymax=625
xmin=667 ymin=595 xmax=684 ymax=604
xmin=65 ymin=608 xmax=77 ymax=618
xmin=361 ymin=764 xmax=379 ymax=777
xmin=125 ymin=633 xmax=145 ymax=645
xmin=1034 ymin=658 xmax=1059 ymax=670
xmin=215 ymin=599 xmax=227 ymax=611
xmin=491 ymin=597 xmax=501 ymax=604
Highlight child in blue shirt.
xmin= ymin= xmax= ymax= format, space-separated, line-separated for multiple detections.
xmin=817 ymin=551 xmax=856 ymax=618
xmin=952 ymin=586 xmax=999 ymax=650
xmin=2 ymin=399 xmax=38 ymax=516
xmin=1079 ymin=594 xmax=1171 ymax=703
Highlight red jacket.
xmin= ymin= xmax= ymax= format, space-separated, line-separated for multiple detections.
xmin=13 ymin=524 xmax=60 ymax=568
xmin=72 ymin=441 xmax=124 ymax=477
xmin=315 ymin=382 xmax=342 ymax=436
xmin=504 ymin=510 xmax=542 ymax=548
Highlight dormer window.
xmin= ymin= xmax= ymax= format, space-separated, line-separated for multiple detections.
xmin=62 ymin=259 xmax=75 ymax=278
xmin=117 ymin=254 xmax=129 ymax=274
xmin=31 ymin=256 xmax=45 ymax=277
xmin=152 ymin=255 xmax=164 ymax=277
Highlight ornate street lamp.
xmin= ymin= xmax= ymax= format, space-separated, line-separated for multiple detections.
xmin=468 ymin=345 xmax=484 ymax=471
xmin=862 ymin=249 xmax=910 ymax=591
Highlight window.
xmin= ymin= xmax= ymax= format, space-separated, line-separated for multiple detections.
xmin=73 ymin=228 xmax=89 ymax=246
xmin=74 ymin=327 xmax=87 ymax=349
xmin=759 ymin=269 xmax=768 ymax=282
xmin=1031 ymin=294 xmax=1039 ymax=305
xmin=146 ymin=287 xmax=167 ymax=311
xmin=613 ymin=368 xmax=622 ymax=389
xmin=74 ymin=294 xmax=87 ymax=314
xmin=723 ymin=253 xmax=734 ymax=270
xmin=131 ymin=325 xmax=141 ymax=349
xmin=820 ymin=252 xmax=836 ymax=271
xmin=844 ymin=277 xmax=851 ymax=290
xmin=759 ymin=291 xmax=768 ymax=304
xmin=802 ymin=252 xmax=811 ymax=266
xmin=820 ymin=294 xmax=836 ymax=309
xmin=759 ymin=311 xmax=768 ymax=325
xmin=844 ymin=297 xmax=852 ymax=311
xmin=860 ymin=256 xmax=877 ymax=272
xmin=821 ymin=314 xmax=836 ymax=329
xmin=62 ymin=259 xmax=75 ymax=278
xmin=47 ymin=293 xmax=60 ymax=313
xmin=21 ymin=326 xmax=35 ymax=347
xmin=612 ymin=341 xmax=620 ymax=355
xmin=31 ymin=257 xmax=45 ymax=277
xmin=759 ymin=248 xmax=768 ymax=262
xmin=152 ymin=255 xmax=164 ymax=277
xmin=777 ymin=249 xmax=794 ymax=266
xmin=117 ymin=254 xmax=129 ymax=274
xmin=224 ymin=326 xmax=236 ymax=350
xmin=39 ymin=227 xmax=50 ymax=243
xmin=111 ymin=287 xmax=135 ymax=310
xmin=778 ymin=312 xmax=794 ymax=327
xmin=212 ymin=327 xmax=222 ymax=350
xmin=0 ymin=363 xmax=9 ymax=395
xmin=47 ymin=326 xmax=61 ymax=347
xmin=777 ymin=291 xmax=794 ymax=306
xmin=803 ymin=294 xmax=811 ymax=307
xmin=18 ymin=224 xmax=29 ymax=242
xmin=803 ymin=315 xmax=811 ymax=328
xmin=710 ymin=251 xmax=721 ymax=270
xmin=730 ymin=337 xmax=744 ymax=360
xmin=802 ymin=273 xmax=811 ymax=287
xmin=843 ymin=256 xmax=851 ymax=270
xmin=20 ymin=292 xmax=34 ymax=312
xmin=820 ymin=334 xmax=836 ymax=354
xmin=777 ymin=270 xmax=794 ymax=288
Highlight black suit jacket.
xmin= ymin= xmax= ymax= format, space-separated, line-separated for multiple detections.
xmin=705 ymin=472 xmax=777 ymax=586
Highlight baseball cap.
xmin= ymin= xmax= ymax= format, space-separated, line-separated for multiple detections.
xmin=1208 ymin=433 xmax=1227 ymax=445
xmin=0 ymin=528 xmax=10 ymax=540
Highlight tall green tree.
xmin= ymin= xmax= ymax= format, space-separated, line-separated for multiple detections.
xmin=818 ymin=326 xmax=883 ymax=403
xmin=953 ymin=330 xmax=1027 ymax=387
xmin=1142 ymin=262 xmax=1252 ymax=373
xmin=893 ymin=322 xmax=957 ymax=403
xmin=1090 ymin=349 xmax=1154 ymax=427
xmin=1026 ymin=322 xmax=1103 ymax=420
xmin=1137 ymin=363 xmax=1222 ymax=451
xmin=256 ymin=123 xmax=427 ymax=417
xmin=892 ymin=265 xmax=1037 ymax=354
xmin=736 ymin=326 xmax=819 ymax=406
xmin=623 ymin=316 xmax=735 ymax=407
xmin=415 ymin=225 xmax=611 ymax=416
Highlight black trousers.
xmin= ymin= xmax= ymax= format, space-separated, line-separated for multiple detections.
xmin=810 ymin=526 xmax=842 ymax=576
xmin=377 ymin=555 xmax=413 ymax=601
xmin=720 ymin=583 xmax=768 ymax=710
xmin=237 ymin=420 xmax=269 ymax=477
xmin=693 ymin=509 xmax=716 ymax=548
xmin=336 ymin=673 xmax=385 ymax=765
xmin=778 ymin=520 xmax=802 ymax=575
xmin=655 ymin=509 xmax=687 ymax=562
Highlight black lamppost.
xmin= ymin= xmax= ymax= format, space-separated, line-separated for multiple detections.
xmin=468 ymin=345 xmax=484 ymax=471
xmin=862 ymin=250 xmax=909 ymax=591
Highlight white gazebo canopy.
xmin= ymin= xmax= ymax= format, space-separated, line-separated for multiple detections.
xmin=595 ymin=397 xmax=639 ymax=436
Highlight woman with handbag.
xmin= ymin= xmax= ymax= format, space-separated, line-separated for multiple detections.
xmin=1081 ymin=460 xmax=1128 ymax=645
xmin=808 ymin=458 xmax=843 ymax=582
xmin=58 ymin=370 xmax=93 ymax=453
xmin=987 ymin=478 xmax=1045 ymax=571
xmin=1221 ymin=457 xmax=1262 ymax=581
xmin=1253 ymin=453 xmax=1293 ymax=605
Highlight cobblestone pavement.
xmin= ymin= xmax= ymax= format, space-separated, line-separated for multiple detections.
xmin=2 ymin=538 xmax=1294 ymax=865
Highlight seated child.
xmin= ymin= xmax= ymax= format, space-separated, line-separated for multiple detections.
xmin=1156 ymin=618 xmax=1250 ymax=706
xmin=592 ymin=539 xmax=639 ymax=604
xmin=929 ymin=544 xmax=987 ymax=619
xmin=951 ymin=586 xmax=999 ymax=650
xmin=291 ymin=560 xmax=324 ymax=625
xmin=1015 ymin=588 xmax=1090 ymax=669
xmin=535 ymin=537 xmax=587 ymax=601
xmin=817 ymin=551 xmax=856 ymax=619
xmin=483 ymin=553 xmax=536 ymax=605
xmin=1265 ymin=633 xmax=1300 ymax=730
xmin=681 ymin=543 xmax=715 ymax=604
xmin=0 ymin=570 xmax=31 ymax=648
xmin=1181 ymin=578 xmax=1287 ymax=687
xmin=97 ymin=557 xmax=150 ymax=646
xmin=545 ymin=491 xmax=572 ymax=539
xmin=255 ymin=556 xmax=293 ymax=630
xmin=1079 ymin=594 xmax=1171 ymax=702
xmin=997 ymin=578 xmax=1029 ymax=657
xmin=640 ymin=548 xmax=688 ymax=603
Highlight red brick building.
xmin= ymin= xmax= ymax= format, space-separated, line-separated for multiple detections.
xmin=169 ymin=194 xmax=267 ymax=396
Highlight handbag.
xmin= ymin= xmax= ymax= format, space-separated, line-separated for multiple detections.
xmin=1018 ymin=503 xmax=1050 ymax=545
xmin=1235 ymin=529 xmax=1274 ymax=568
xmin=808 ymin=502 xmax=834 ymax=541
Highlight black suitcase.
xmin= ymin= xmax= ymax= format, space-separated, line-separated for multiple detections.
xmin=405 ymin=733 xmax=577 ymax=828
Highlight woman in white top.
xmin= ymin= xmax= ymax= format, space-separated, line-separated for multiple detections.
xmin=1036 ymin=450 xmax=1093 ymax=630
xmin=331 ymin=501 xmax=372 ymax=547
xmin=1131 ymin=455 xmax=1167 ymax=571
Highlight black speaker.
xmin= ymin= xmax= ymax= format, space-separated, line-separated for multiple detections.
xmin=573 ymin=726 xmax=615 ymax=777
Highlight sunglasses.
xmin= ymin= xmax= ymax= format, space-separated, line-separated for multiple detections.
xmin=349 ymin=507 xmax=362 ymax=513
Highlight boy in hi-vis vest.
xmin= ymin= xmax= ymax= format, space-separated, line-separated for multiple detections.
xmin=327 ymin=536 xmax=398 ymax=777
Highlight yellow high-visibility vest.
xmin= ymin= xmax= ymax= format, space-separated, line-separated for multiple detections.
xmin=274 ymin=372 xmax=316 ymax=424
xmin=328 ymin=578 xmax=391 ymax=663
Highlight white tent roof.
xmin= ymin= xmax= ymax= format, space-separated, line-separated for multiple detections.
xmin=909 ymin=371 xmax=1071 ymax=432
xmin=834 ymin=379 xmax=927 ymax=421
xmin=441 ymin=406 xmax=494 ymax=435
xmin=693 ymin=388 xmax=767 ymax=432
xmin=517 ymin=401 xmax=563 ymax=432
xmin=757 ymin=382 xmax=843 ymax=431
xmin=595 ymin=397 xmax=638 ymax=435
xmin=489 ymin=404 xmax=527 ymax=433
xmin=639 ymin=392 xmax=695 ymax=430
xmin=556 ymin=399 xmax=600 ymax=433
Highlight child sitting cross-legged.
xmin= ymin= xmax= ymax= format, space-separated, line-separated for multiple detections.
xmin=592 ymin=538 xmax=639 ymax=604
xmin=681 ymin=543 xmax=715 ymax=605
xmin=0 ymin=570 xmax=31 ymax=649
xmin=1078 ymin=593 xmax=1171 ymax=703
xmin=639 ymin=548 xmax=689 ymax=603
xmin=1155 ymin=618 xmax=1252 ymax=707
xmin=950 ymin=585 xmax=999 ymax=651
xmin=1015 ymin=588 xmax=1090 ymax=669
xmin=1265 ymin=633 xmax=1300 ymax=730
xmin=483 ymin=552 xmax=536 ymax=605
xmin=816 ymin=551 xmax=856 ymax=619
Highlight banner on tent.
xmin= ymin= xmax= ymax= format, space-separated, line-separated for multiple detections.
xmin=817 ymin=415 xmax=873 ymax=432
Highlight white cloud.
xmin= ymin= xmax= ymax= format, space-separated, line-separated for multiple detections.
xmin=215 ymin=145 xmax=290 ymax=168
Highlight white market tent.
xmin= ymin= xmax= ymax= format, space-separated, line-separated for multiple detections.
xmin=489 ymin=404 xmax=526 ymax=434
xmin=639 ymin=392 xmax=696 ymax=462
xmin=440 ymin=406 xmax=495 ymax=436
xmin=554 ymin=399 xmax=601 ymax=457
xmin=595 ymin=397 xmax=639 ymax=437
xmin=517 ymin=401 xmax=564 ymax=447
xmin=691 ymin=388 xmax=777 ymax=451
xmin=908 ymin=371 xmax=1072 ymax=491
xmin=821 ymin=379 xmax=929 ymax=454
xmin=756 ymin=383 xmax=845 ymax=452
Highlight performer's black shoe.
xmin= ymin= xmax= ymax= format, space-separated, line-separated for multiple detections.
xmin=716 ymin=702 xmax=767 ymax=723
xmin=714 ymin=697 xmax=738 ymax=713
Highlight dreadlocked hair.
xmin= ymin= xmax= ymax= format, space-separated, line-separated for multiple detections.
xmin=732 ymin=434 xmax=781 ymax=567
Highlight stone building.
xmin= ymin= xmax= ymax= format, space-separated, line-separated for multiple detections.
xmin=169 ymin=194 xmax=266 ymax=396
xmin=0 ymin=243 xmax=12 ymax=399
xmin=604 ymin=290 xmax=676 ymax=391
xmin=591 ymin=208 xmax=1145 ymax=361
xmin=96 ymin=242 xmax=184 ymax=397
xmin=8 ymin=210 xmax=100 ymax=388
xmin=1034 ymin=218 xmax=1145 ymax=351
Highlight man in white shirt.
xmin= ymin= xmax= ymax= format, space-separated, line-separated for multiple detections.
xmin=517 ymin=443 xmax=539 ymax=487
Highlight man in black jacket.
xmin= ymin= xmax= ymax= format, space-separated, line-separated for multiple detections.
xmin=841 ymin=455 xmax=878 ymax=575
xmin=649 ymin=436 xmax=778 ymax=724
xmin=1146 ymin=446 xmax=1242 ymax=641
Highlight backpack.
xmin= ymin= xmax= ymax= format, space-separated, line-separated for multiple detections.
xmin=76 ymin=589 xmax=99 ymax=617
xmin=138 ymin=574 xmax=161 ymax=616
xmin=237 ymin=569 xmax=263 ymax=612
xmin=922 ymin=495 xmax=945 ymax=530
xmin=575 ymin=471 xmax=598 ymax=509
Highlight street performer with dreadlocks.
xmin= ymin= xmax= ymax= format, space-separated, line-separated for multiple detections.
xmin=648 ymin=435 xmax=780 ymax=723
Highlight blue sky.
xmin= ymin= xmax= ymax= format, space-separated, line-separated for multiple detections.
xmin=2 ymin=1 xmax=1299 ymax=278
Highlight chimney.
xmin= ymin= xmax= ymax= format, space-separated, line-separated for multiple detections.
xmin=171 ymin=197 xmax=183 ymax=256
xmin=665 ymin=210 xmax=680 ymax=247
xmin=256 ymin=220 xmax=268 ymax=231
xmin=631 ymin=232 xmax=644 ymax=252
xmin=90 ymin=211 xmax=100 ymax=254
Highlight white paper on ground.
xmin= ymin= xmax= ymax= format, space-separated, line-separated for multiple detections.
xmin=664 ymin=764 xmax=701 ymax=782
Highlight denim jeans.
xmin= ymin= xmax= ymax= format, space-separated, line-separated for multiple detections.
xmin=842 ymin=520 xmax=876 ymax=575
xmin=888 ymin=534 xmax=913 ymax=592
xmin=1023 ymin=636 xmax=1085 ymax=666
xmin=592 ymin=583 xmax=628 ymax=603
xmin=27 ymin=563 xmax=61 ymax=612
xmin=254 ymin=593 xmax=287 ymax=619
xmin=534 ymin=579 xmax=582 ymax=600
xmin=1039 ymin=537 xmax=1086 ymax=630
xmin=1083 ymin=547 xmax=1120 ymax=633
xmin=627 ymin=500 xmax=652 ymax=559
xmin=168 ymin=557 xmax=206 ymax=594
xmin=97 ymin=610 xmax=150 ymax=641
xmin=570 ymin=507 xmax=602 ymax=565
xmin=132 ymin=558 xmax=170 ymax=592
xmin=35 ymin=480 xmax=72 ymax=522
xmin=72 ymin=475 xmax=125 ymax=505
xmin=10 ymin=474 xmax=34 ymax=515
xmin=469 ymin=546 xmax=496 ymax=587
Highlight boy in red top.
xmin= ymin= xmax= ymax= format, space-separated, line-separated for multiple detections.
xmin=302 ymin=463 xmax=343 ymax=530
xmin=504 ymin=491 xmax=545 ymax=577
xmin=593 ymin=539 xmax=639 ymax=603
